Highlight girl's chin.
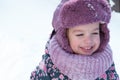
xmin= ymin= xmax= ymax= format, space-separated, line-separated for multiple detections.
xmin=77 ymin=52 xmax=93 ymax=56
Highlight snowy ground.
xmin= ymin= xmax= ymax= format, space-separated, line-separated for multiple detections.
xmin=0 ymin=0 xmax=119 ymax=80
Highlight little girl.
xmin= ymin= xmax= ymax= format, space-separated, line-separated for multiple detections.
xmin=30 ymin=0 xmax=119 ymax=80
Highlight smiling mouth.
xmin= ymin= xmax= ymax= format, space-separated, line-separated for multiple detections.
xmin=80 ymin=46 xmax=94 ymax=53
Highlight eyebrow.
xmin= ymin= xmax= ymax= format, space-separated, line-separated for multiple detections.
xmin=73 ymin=27 xmax=99 ymax=33
xmin=93 ymin=27 xmax=99 ymax=31
xmin=73 ymin=30 xmax=83 ymax=33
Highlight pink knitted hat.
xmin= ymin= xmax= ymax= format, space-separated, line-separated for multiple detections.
xmin=52 ymin=0 xmax=111 ymax=53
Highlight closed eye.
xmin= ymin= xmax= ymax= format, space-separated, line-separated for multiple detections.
xmin=76 ymin=34 xmax=84 ymax=36
xmin=92 ymin=32 xmax=99 ymax=35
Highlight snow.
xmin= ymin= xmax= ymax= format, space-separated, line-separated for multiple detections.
xmin=109 ymin=11 xmax=120 ymax=76
xmin=0 ymin=0 xmax=119 ymax=80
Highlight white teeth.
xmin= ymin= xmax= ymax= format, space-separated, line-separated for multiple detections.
xmin=85 ymin=47 xmax=91 ymax=50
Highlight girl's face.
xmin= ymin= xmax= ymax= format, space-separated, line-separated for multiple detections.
xmin=67 ymin=22 xmax=100 ymax=55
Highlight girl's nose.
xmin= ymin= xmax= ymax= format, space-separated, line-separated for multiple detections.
xmin=84 ymin=36 xmax=93 ymax=45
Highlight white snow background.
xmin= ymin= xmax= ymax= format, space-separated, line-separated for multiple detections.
xmin=0 ymin=0 xmax=119 ymax=80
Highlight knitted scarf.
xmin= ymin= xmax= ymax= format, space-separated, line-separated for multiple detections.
xmin=48 ymin=36 xmax=113 ymax=80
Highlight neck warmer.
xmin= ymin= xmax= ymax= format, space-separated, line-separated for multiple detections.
xmin=48 ymin=36 xmax=113 ymax=80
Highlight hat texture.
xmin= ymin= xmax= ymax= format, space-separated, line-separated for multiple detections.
xmin=52 ymin=0 xmax=111 ymax=53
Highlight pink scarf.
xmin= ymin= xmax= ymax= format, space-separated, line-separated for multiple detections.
xmin=48 ymin=36 xmax=113 ymax=80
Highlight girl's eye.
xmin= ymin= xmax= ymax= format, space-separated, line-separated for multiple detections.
xmin=76 ymin=34 xmax=84 ymax=36
xmin=92 ymin=32 xmax=99 ymax=35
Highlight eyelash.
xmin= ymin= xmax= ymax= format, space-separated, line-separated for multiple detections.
xmin=92 ymin=32 xmax=99 ymax=35
xmin=76 ymin=32 xmax=99 ymax=36
xmin=76 ymin=34 xmax=84 ymax=36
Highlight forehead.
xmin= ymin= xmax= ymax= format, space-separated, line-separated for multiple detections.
xmin=68 ymin=22 xmax=100 ymax=32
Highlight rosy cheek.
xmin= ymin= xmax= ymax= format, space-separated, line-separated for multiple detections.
xmin=94 ymin=38 xmax=100 ymax=45
xmin=70 ymin=42 xmax=77 ymax=49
